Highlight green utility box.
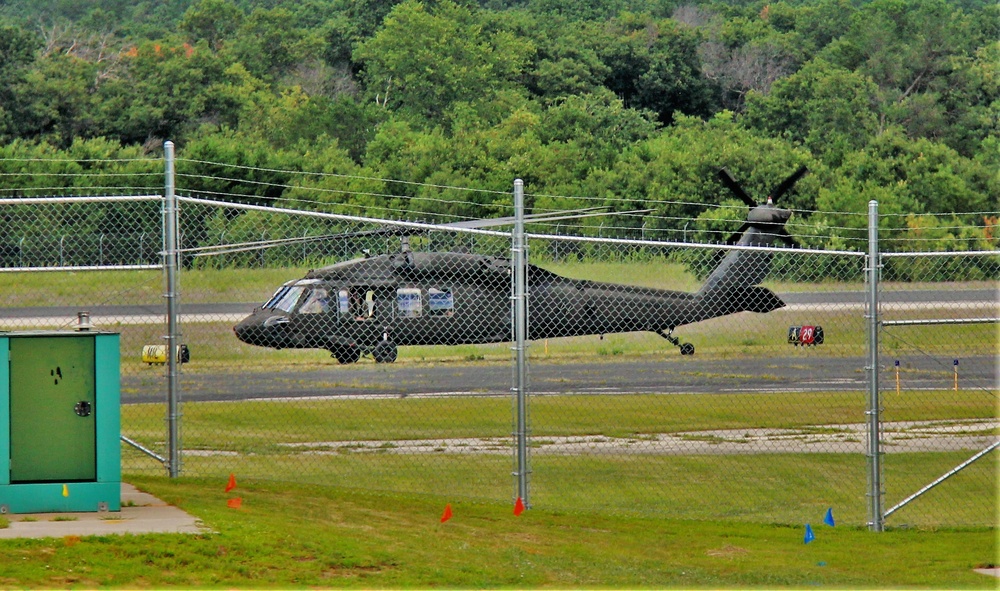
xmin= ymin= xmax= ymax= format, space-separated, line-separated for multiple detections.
xmin=0 ymin=331 xmax=121 ymax=514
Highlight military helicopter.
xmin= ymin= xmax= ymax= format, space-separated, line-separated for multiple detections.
xmin=233 ymin=167 xmax=807 ymax=363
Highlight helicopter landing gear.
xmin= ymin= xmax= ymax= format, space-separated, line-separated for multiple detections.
xmin=331 ymin=343 xmax=361 ymax=364
xmin=659 ymin=330 xmax=695 ymax=356
xmin=373 ymin=340 xmax=398 ymax=363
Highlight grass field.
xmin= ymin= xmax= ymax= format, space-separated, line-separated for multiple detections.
xmin=0 ymin=477 xmax=995 ymax=589
xmin=118 ymin=386 xmax=998 ymax=527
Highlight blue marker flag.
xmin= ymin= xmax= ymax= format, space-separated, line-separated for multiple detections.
xmin=824 ymin=508 xmax=835 ymax=527
xmin=804 ymin=524 xmax=815 ymax=544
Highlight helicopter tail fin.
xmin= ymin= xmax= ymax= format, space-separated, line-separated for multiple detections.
xmin=694 ymin=245 xmax=785 ymax=318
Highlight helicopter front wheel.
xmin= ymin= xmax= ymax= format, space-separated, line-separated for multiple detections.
xmin=373 ymin=341 xmax=398 ymax=363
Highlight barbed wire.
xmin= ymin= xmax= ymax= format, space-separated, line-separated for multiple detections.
xmin=0 ymin=156 xmax=995 ymax=250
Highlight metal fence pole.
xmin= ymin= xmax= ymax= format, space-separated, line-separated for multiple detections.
xmin=866 ymin=199 xmax=883 ymax=531
xmin=512 ymin=179 xmax=530 ymax=508
xmin=163 ymin=141 xmax=181 ymax=478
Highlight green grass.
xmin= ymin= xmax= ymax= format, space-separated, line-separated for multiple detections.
xmin=119 ymin=388 xmax=997 ymax=527
xmin=122 ymin=389 xmax=998 ymax=444
xmin=0 ymin=477 xmax=994 ymax=589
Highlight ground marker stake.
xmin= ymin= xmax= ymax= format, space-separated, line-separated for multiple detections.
xmin=824 ymin=508 xmax=835 ymax=527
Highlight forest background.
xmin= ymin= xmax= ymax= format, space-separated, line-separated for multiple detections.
xmin=0 ymin=0 xmax=997 ymax=262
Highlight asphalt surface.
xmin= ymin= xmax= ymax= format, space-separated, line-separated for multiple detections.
xmin=123 ymin=354 xmax=998 ymax=404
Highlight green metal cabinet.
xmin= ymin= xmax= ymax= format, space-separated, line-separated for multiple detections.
xmin=0 ymin=332 xmax=121 ymax=514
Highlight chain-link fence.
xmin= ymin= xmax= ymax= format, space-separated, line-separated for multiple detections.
xmin=0 ymin=149 xmax=995 ymax=528
xmin=877 ymin=252 xmax=998 ymax=528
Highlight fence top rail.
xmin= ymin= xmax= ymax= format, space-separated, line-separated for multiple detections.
xmin=0 ymin=195 xmax=162 ymax=205
xmin=0 ymin=264 xmax=161 ymax=273
xmin=178 ymin=195 xmax=513 ymax=240
xmin=881 ymin=250 xmax=1000 ymax=258
xmin=180 ymin=195 xmax=867 ymax=257
xmin=531 ymin=232 xmax=865 ymax=256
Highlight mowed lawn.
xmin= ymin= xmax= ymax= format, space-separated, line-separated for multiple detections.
xmin=0 ymin=476 xmax=995 ymax=589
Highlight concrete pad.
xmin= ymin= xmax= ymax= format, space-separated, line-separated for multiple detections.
xmin=974 ymin=568 xmax=999 ymax=578
xmin=0 ymin=483 xmax=209 ymax=539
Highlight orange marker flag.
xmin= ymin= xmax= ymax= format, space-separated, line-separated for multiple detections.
xmin=225 ymin=473 xmax=236 ymax=493
xmin=440 ymin=503 xmax=453 ymax=523
xmin=514 ymin=497 xmax=525 ymax=516
xmin=227 ymin=497 xmax=243 ymax=509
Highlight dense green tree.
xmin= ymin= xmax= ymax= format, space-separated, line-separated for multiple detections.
xmin=95 ymin=39 xmax=230 ymax=144
xmin=354 ymin=0 xmax=533 ymax=123
xmin=589 ymin=112 xmax=818 ymax=242
xmin=224 ymin=7 xmax=324 ymax=82
xmin=0 ymin=26 xmax=43 ymax=140
xmin=595 ymin=12 xmax=718 ymax=124
xmin=741 ymin=59 xmax=880 ymax=166
xmin=5 ymin=53 xmax=99 ymax=147
xmin=179 ymin=0 xmax=243 ymax=50
xmin=0 ymin=0 xmax=994 ymax=264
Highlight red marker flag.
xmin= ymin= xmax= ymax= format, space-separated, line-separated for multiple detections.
xmin=514 ymin=497 xmax=525 ymax=516
xmin=440 ymin=503 xmax=453 ymax=523
xmin=225 ymin=473 xmax=236 ymax=493
xmin=227 ymin=497 xmax=243 ymax=509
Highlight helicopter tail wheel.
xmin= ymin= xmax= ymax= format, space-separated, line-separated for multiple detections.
xmin=331 ymin=343 xmax=361 ymax=364
xmin=658 ymin=330 xmax=695 ymax=356
xmin=373 ymin=341 xmax=398 ymax=364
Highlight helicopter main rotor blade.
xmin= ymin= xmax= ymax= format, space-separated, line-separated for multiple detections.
xmin=768 ymin=166 xmax=808 ymax=203
xmin=717 ymin=168 xmax=756 ymax=208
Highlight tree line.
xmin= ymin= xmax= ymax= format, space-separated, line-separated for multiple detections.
xmin=0 ymin=0 xmax=996 ymax=261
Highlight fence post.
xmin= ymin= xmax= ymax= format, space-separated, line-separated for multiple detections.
xmin=512 ymin=178 xmax=530 ymax=509
xmin=163 ymin=140 xmax=182 ymax=478
xmin=866 ymin=199 xmax=883 ymax=531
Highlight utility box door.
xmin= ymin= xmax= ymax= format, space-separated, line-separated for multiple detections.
xmin=10 ymin=336 xmax=97 ymax=483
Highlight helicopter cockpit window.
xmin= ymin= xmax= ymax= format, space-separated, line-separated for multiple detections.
xmin=299 ymin=287 xmax=329 ymax=314
xmin=263 ymin=285 xmax=292 ymax=309
xmin=267 ymin=285 xmax=305 ymax=313
xmin=428 ymin=288 xmax=454 ymax=317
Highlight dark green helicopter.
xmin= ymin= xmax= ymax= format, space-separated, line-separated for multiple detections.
xmin=233 ymin=168 xmax=806 ymax=363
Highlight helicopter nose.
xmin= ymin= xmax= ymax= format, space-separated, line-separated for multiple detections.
xmin=234 ymin=313 xmax=290 ymax=347
xmin=234 ymin=316 xmax=267 ymax=346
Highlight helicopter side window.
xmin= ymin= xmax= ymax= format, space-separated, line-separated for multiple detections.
xmin=337 ymin=289 xmax=350 ymax=315
xmin=270 ymin=285 xmax=305 ymax=313
xmin=299 ymin=288 xmax=329 ymax=314
xmin=397 ymin=287 xmax=421 ymax=318
xmin=428 ymin=288 xmax=454 ymax=317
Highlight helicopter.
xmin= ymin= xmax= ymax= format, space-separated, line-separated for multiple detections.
xmin=233 ymin=167 xmax=807 ymax=363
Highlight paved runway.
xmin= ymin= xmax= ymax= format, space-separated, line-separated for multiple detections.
xmin=122 ymin=354 xmax=998 ymax=404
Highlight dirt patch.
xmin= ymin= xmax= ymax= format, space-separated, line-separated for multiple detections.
xmin=250 ymin=419 xmax=998 ymax=456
